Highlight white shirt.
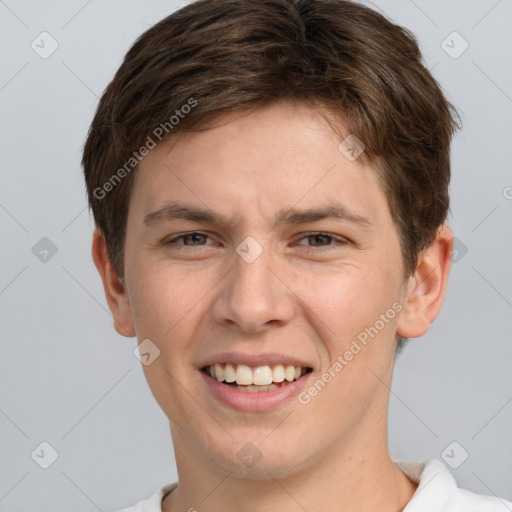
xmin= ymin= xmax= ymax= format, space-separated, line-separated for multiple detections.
xmin=114 ymin=459 xmax=512 ymax=511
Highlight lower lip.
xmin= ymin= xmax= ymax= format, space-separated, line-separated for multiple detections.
xmin=199 ymin=370 xmax=314 ymax=412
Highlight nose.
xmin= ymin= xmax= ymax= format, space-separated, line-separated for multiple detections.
xmin=211 ymin=240 xmax=295 ymax=334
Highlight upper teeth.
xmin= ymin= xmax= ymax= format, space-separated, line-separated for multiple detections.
xmin=208 ymin=363 xmax=306 ymax=386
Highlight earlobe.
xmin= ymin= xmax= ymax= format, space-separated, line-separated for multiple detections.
xmin=91 ymin=227 xmax=136 ymax=338
xmin=396 ymin=224 xmax=454 ymax=339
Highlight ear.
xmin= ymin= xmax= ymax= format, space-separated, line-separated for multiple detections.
xmin=396 ymin=224 xmax=454 ymax=339
xmin=91 ymin=227 xmax=136 ymax=338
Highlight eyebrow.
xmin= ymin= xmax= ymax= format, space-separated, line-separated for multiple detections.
xmin=143 ymin=201 xmax=372 ymax=230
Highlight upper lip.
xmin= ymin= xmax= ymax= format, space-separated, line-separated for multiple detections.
xmin=198 ymin=351 xmax=313 ymax=370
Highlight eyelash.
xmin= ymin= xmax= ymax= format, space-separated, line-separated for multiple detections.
xmin=164 ymin=232 xmax=347 ymax=252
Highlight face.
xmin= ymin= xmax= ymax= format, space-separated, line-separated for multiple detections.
xmin=110 ymin=101 xmax=422 ymax=478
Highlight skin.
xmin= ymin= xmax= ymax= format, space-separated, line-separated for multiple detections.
xmin=93 ymin=100 xmax=453 ymax=511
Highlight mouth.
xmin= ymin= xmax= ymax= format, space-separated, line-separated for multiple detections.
xmin=201 ymin=363 xmax=313 ymax=392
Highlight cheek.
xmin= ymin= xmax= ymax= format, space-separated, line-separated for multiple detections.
xmin=295 ymin=265 xmax=390 ymax=336
xmin=296 ymin=268 xmax=400 ymax=421
xmin=293 ymin=262 xmax=402 ymax=380
xmin=128 ymin=266 xmax=212 ymax=418
xmin=127 ymin=263 xmax=202 ymax=341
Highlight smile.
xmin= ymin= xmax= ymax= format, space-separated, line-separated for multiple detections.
xmin=202 ymin=363 xmax=311 ymax=391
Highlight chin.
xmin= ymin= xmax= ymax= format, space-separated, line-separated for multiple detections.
xmin=203 ymin=439 xmax=310 ymax=481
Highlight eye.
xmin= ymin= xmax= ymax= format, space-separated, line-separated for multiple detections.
xmin=164 ymin=232 xmax=213 ymax=248
xmin=294 ymin=232 xmax=347 ymax=251
xmin=163 ymin=231 xmax=347 ymax=252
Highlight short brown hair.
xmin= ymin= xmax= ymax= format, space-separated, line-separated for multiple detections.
xmin=82 ymin=0 xmax=460 ymax=349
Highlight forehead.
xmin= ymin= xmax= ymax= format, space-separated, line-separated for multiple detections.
xmin=131 ymin=101 xmax=390 ymax=229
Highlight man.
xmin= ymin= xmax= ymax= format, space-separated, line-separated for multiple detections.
xmin=82 ymin=0 xmax=511 ymax=510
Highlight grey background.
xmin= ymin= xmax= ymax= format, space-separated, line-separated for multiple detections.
xmin=0 ymin=0 xmax=511 ymax=510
